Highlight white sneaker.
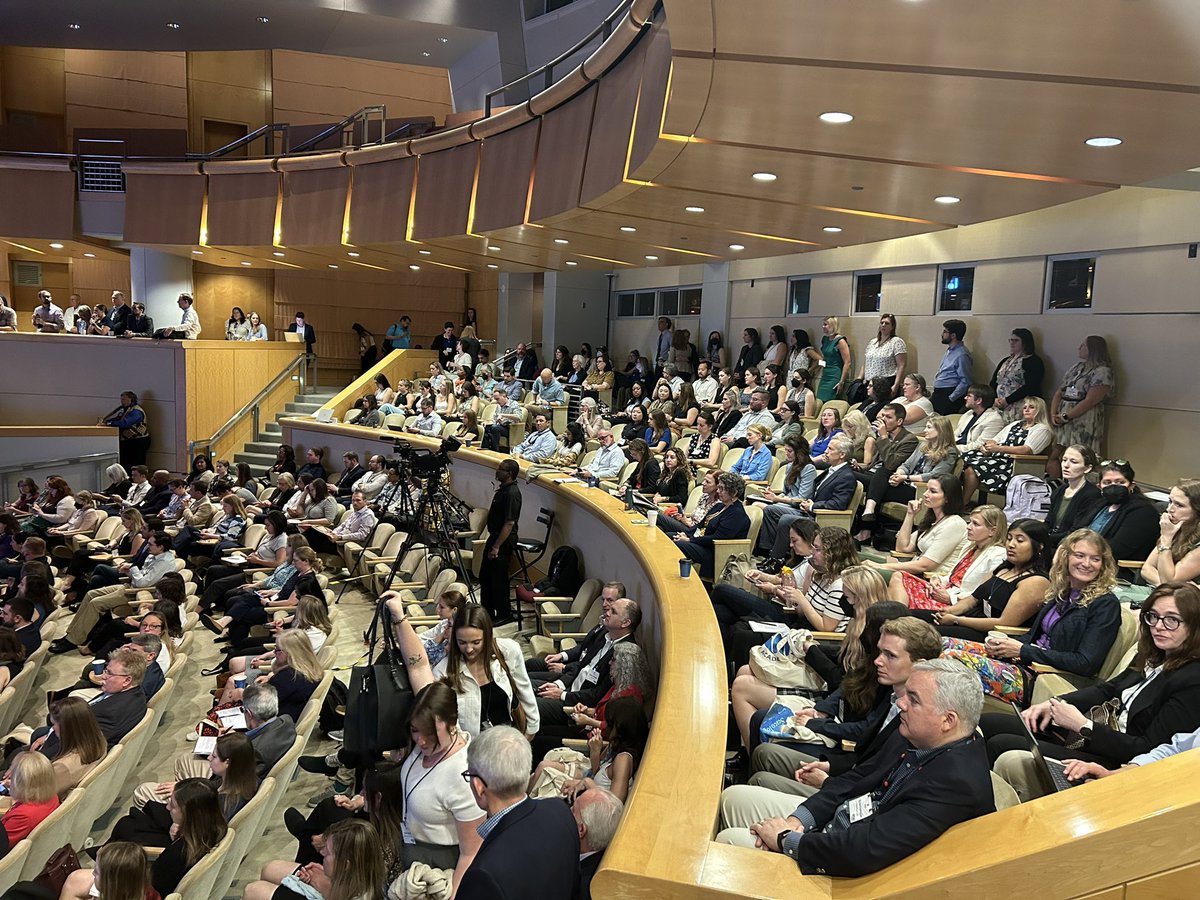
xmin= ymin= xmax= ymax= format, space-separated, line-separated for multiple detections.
xmin=327 ymin=729 xmax=344 ymax=742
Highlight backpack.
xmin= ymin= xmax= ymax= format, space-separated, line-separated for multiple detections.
xmin=1004 ymin=474 xmax=1052 ymax=523
xmin=533 ymin=546 xmax=583 ymax=597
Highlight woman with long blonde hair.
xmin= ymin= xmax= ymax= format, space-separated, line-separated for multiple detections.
xmin=858 ymin=414 xmax=960 ymax=534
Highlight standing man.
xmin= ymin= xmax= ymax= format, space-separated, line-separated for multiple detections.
xmin=931 ymin=319 xmax=973 ymax=414
xmin=287 ymin=311 xmax=317 ymax=356
xmin=384 ymin=314 xmax=412 ymax=351
xmin=431 ymin=321 xmax=458 ymax=370
xmin=457 ymin=726 xmax=579 ymax=900
xmin=481 ymin=459 xmax=521 ymax=624
xmin=62 ymin=293 xmax=81 ymax=333
xmin=653 ymin=316 xmax=674 ymax=381
xmin=102 ymin=290 xmax=131 ymax=336
xmin=31 ymin=290 xmax=65 ymax=333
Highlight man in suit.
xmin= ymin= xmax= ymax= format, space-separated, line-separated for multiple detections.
xmin=763 ymin=436 xmax=857 ymax=559
xmin=722 ymin=658 xmax=994 ymax=877
xmin=334 ymin=451 xmax=366 ymax=505
xmin=286 ymin=312 xmax=317 ymax=355
xmin=1 ymin=597 xmax=41 ymax=657
xmin=512 ymin=343 xmax=539 ymax=383
xmin=527 ymin=582 xmax=624 ymax=679
xmin=529 ymin=598 xmax=639 ymax=736
xmin=673 ymin=471 xmax=751 ymax=580
xmin=33 ymin=647 xmax=148 ymax=756
xmin=573 ymin=788 xmax=624 ymax=900
xmin=173 ymin=683 xmax=296 ymax=780
xmin=458 ymin=725 xmax=579 ymax=899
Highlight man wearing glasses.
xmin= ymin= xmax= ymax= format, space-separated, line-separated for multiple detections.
xmin=456 ymin=725 xmax=579 ymax=899
xmin=30 ymin=647 xmax=148 ymax=757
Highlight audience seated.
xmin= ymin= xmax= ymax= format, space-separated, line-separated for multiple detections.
xmin=672 ymin=472 xmax=751 ymax=580
xmin=1083 ymin=459 xmax=1160 ymax=565
xmin=960 ymin=397 xmax=1053 ymax=501
xmin=762 ymin=436 xmax=856 ymax=560
xmin=247 ymin=817 xmax=384 ymax=900
xmin=1 ymin=751 xmax=60 ymax=849
xmin=572 ymin=787 xmax=623 ymax=900
xmin=863 ymin=474 xmax=969 ymax=583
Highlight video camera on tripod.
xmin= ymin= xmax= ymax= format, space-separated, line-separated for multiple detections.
xmin=380 ymin=434 xmax=463 ymax=476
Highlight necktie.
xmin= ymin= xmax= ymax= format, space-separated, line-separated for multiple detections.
xmin=957 ymin=412 xmax=980 ymax=443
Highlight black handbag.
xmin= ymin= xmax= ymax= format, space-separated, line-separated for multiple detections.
xmin=844 ymin=377 xmax=867 ymax=406
xmin=343 ymin=603 xmax=415 ymax=756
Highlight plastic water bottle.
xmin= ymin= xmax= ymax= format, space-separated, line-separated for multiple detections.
xmin=624 ymin=485 xmax=635 ymax=511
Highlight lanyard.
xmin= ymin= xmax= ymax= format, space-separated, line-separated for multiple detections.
xmin=403 ymin=739 xmax=457 ymax=819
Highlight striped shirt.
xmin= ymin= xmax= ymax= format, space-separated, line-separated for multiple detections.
xmin=798 ymin=562 xmax=848 ymax=632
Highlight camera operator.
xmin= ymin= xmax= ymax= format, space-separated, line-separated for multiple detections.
xmin=482 ymin=459 xmax=522 ymax=625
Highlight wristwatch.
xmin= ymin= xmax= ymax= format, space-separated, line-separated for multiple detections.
xmin=776 ymin=829 xmax=793 ymax=853
xmin=1079 ymin=724 xmax=1093 ymax=740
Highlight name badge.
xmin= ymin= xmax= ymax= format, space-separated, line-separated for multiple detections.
xmin=400 ymin=822 xmax=416 ymax=845
xmin=847 ymin=794 xmax=874 ymax=823
xmin=583 ymin=668 xmax=600 ymax=684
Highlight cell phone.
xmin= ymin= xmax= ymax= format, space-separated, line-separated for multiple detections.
xmin=0 ymin=783 xmax=8 ymax=795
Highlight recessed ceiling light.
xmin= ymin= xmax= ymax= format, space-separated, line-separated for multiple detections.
xmin=1085 ymin=136 xmax=1123 ymax=148
xmin=752 ymin=172 xmax=777 ymax=182
xmin=68 ymin=22 xmax=81 ymax=30
xmin=256 ymin=16 xmax=269 ymax=24
xmin=192 ymin=250 xmax=203 ymax=255
xmin=421 ymin=51 xmax=431 ymax=58
xmin=241 ymin=261 xmax=252 ymax=266
xmin=554 ymin=238 xmax=569 ymax=245
xmin=438 ymin=36 xmax=449 ymax=43
xmin=685 ymin=206 xmax=705 ymax=213
xmin=487 ymin=245 xmax=500 ymax=251
xmin=49 ymin=242 xmax=64 ymax=249
xmin=419 ymin=250 xmax=431 ymax=256
xmin=728 ymin=243 xmax=745 ymax=251
xmin=850 ymin=185 xmax=865 ymax=191
xmin=328 ymin=264 xmax=339 ymax=269
xmin=619 ymin=226 xmax=637 ymax=233
xmin=166 ymin=22 xmax=180 ymax=29
xmin=644 ymin=255 xmax=659 ymax=261
xmin=823 ymin=226 xmax=843 ymax=233
xmin=934 ymin=195 xmax=961 ymax=204
xmin=347 ymin=251 xmax=360 ymax=258
xmin=83 ymin=252 xmax=96 ymax=258
xmin=272 ymin=251 xmax=285 ymax=257
xmin=409 ymin=264 xmax=420 ymax=271
xmin=487 ymin=264 xmax=499 ymax=269
xmin=565 ymin=261 xmax=578 ymax=266
xmin=819 ymin=111 xmax=854 ymax=124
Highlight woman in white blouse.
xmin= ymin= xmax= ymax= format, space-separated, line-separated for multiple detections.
xmin=895 ymin=373 xmax=935 ymax=434
xmin=858 ymin=313 xmax=908 ymax=396
xmin=246 ymin=311 xmax=269 ymax=341
xmin=888 ymin=504 xmax=1008 ymax=610
xmin=866 ymin=474 xmax=969 ymax=580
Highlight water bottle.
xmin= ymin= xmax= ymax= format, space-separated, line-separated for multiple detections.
xmin=624 ymin=484 xmax=635 ymax=511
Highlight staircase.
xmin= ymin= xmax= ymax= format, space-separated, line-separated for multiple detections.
xmin=234 ymin=387 xmax=340 ymax=471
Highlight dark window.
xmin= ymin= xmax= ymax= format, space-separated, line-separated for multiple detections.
xmin=1047 ymin=257 xmax=1096 ymax=309
xmin=617 ymin=293 xmax=635 ymax=317
xmin=787 ymin=278 xmax=811 ymax=315
xmin=939 ymin=266 xmax=975 ymax=311
xmin=854 ymin=273 xmax=882 ymax=313
xmin=659 ymin=289 xmax=679 ymax=317
xmin=680 ymin=287 xmax=703 ymax=316
xmin=634 ymin=291 xmax=656 ymax=317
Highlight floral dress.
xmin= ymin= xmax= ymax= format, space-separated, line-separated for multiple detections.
xmin=962 ymin=422 xmax=1051 ymax=494
xmin=1056 ymin=362 xmax=1115 ymax=456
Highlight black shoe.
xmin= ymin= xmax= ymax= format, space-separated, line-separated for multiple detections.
xmin=860 ymin=512 xmax=878 ymax=524
xmin=199 ymin=614 xmax=223 ymax=635
xmin=284 ymin=807 xmax=310 ymax=840
xmin=49 ymin=638 xmax=77 ymax=655
xmin=200 ymin=664 xmax=227 ymax=677
xmin=298 ymin=754 xmax=339 ymax=776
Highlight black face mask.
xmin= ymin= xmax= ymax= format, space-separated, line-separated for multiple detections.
xmin=838 ymin=595 xmax=855 ymax=618
xmin=791 ymin=378 xmax=803 ymax=387
xmin=1101 ymin=484 xmax=1131 ymax=505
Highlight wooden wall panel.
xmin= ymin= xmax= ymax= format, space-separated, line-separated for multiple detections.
xmin=0 ymin=164 xmax=75 ymax=239
xmin=210 ymin=368 xmax=299 ymax=464
xmin=473 ymin=119 xmax=540 ymax=234
xmin=466 ymin=273 xmax=499 ymax=345
xmin=187 ymin=51 xmax=272 ymax=154
xmin=280 ymin=167 xmax=350 ymax=247
xmin=123 ymin=172 xmax=206 ymax=245
xmin=69 ymin=257 xmax=132 ymax=312
xmin=271 ymin=49 xmax=453 ymax=126
xmin=192 ymin=264 xmax=275 ymax=343
xmin=580 ymin=39 xmax=645 ymax=205
xmin=183 ymin=341 xmax=303 ymax=442
xmin=63 ymin=50 xmax=187 ymax=138
xmin=205 ymin=171 xmax=280 ymax=246
xmin=528 ymin=84 xmax=597 ymax=222
xmin=411 ymin=144 xmax=478 ymax=240
xmin=0 ymin=48 xmax=65 ymax=116
xmin=629 ymin=21 xmax=672 ymax=177
xmin=346 ymin=158 xmax=415 ymax=245
xmin=8 ymin=261 xmax=69 ymax=313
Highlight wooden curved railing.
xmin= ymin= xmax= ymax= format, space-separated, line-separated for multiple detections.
xmin=280 ymin=407 xmax=1200 ymax=899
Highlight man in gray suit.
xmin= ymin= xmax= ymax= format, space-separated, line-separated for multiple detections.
xmin=173 ymin=683 xmax=296 ymax=779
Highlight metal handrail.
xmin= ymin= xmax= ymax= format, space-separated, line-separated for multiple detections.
xmin=189 ymin=123 xmax=290 ymax=161
xmin=383 ymin=121 xmax=418 ymax=143
xmin=188 ymin=354 xmax=308 ymax=460
xmin=290 ymin=106 xmax=387 ymax=154
xmin=485 ymin=0 xmax=634 ymax=115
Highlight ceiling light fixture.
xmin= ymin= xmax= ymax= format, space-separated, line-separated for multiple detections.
xmin=241 ymin=261 xmax=252 ymax=266
xmin=347 ymin=251 xmax=360 ymax=258
xmin=619 ymin=226 xmax=637 ymax=233
xmin=256 ymin=16 xmax=269 ymax=24
xmin=752 ymin=172 xmax=777 ymax=182
xmin=565 ymin=261 xmax=578 ymax=266
xmin=419 ymin=250 xmax=431 ymax=256
xmin=823 ymin=226 xmax=843 ymax=233
xmin=1085 ymin=136 xmax=1123 ymax=148
xmin=421 ymin=51 xmax=431 ymax=57
xmin=487 ymin=264 xmax=499 ymax=269
xmin=166 ymin=21 xmax=180 ymax=29
xmin=68 ymin=22 xmax=81 ymax=30
xmin=728 ymin=243 xmax=745 ymax=251
xmin=409 ymin=264 xmax=420 ymax=271
xmin=438 ymin=36 xmax=449 ymax=43
xmin=49 ymin=242 xmax=64 ymax=249
xmin=685 ymin=206 xmax=705 ymax=213
xmin=644 ymin=255 xmax=659 ymax=261
xmin=554 ymin=238 xmax=569 ymax=245
xmin=328 ymin=264 xmax=339 ymax=269
xmin=819 ymin=111 xmax=854 ymax=124
xmin=934 ymin=195 xmax=961 ymax=204
xmin=272 ymin=251 xmax=285 ymax=257
xmin=83 ymin=252 xmax=96 ymax=258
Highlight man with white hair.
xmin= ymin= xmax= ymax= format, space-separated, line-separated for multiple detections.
xmin=457 ymin=725 xmax=579 ymax=899
xmin=718 ymin=659 xmax=995 ymax=877
xmin=573 ymin=787 xmax=624 ymax=900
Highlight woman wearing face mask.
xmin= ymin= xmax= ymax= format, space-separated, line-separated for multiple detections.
xmin=1141 ymin=480 xmax=1200 ymax=587
xmin=983 ymin=581 xmax=1200 ymax=803
xmin=1082 ymin=459 xmax=1159 ymax=566
xmin=942 ymin=528 xmax=1121 ymax=706
xmin=1045 ymin=444 xmax=1102 ymax=547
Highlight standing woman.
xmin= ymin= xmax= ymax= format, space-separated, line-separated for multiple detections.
xmin=247 ymin=311 xmax=269 ymax=341
xmin=352 ymin=323 xmax=378 ymax=373
xmin=706 ymin=331 xmax=728 ymax=370
xmin=225 ymin=307 xmax=250 ymax=341
xmin=1049 ymin=335 xmax=1116 ymax=478
xmin=859 ymin=313 xmax=908 ymax=397
xmin=99 ymin=391 xmax=151 ymax=469
xmin=670 ymin=330 xmax=694 ymax=379
xmin=960 ymin=397 xmax=1053 ymax=503
xmin=734 ymin=328 xmax=764 ymax=382
xmin=761 ymin=325 xmax=789 ymax=372
xmin=786 ymin=329 xmax=822 ymax=383
xmin=1045 ymin=444 xmax=1102 ymax=547
xmin=990 ymin=328 xmax=1045 ymax=418
xmin=817 ymin=316 xmax=851 ymax=402
xmin=1142 ymin=480 xmax=1200 ymax=587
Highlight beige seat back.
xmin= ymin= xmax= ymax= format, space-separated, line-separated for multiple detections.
xmin=18 ymin=789 xmax=87 ymax=880
xmin=0 ymin=837 xmax=31 ymax=896
xmin=69 ymin=743 xmax=127 ymax=848
xmin=170 ymin=826 xmax=237 ymax=900
xmin=211 ymin=777 xmax=277 ymax=898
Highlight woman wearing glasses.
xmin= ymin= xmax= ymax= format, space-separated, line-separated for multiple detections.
xmin=981 ymin=581 xmax=1200 ymax=801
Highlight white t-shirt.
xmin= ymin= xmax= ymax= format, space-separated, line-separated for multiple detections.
xmin=900 ymin=396 xmax=935 ymax=433
xmin=401 ymin=738 xmax=480 ymax=845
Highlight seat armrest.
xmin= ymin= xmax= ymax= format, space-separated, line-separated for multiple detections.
xmin=995 ymin=626 xmax=1027 ymax=636
xmin=1029 ymin=663 xmax=1068 ymax=675
xmin=808 ymin=631 xmax=846 ymax=642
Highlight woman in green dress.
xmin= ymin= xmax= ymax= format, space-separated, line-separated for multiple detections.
xmin=818 ymin=316 xmax=851 ymax=402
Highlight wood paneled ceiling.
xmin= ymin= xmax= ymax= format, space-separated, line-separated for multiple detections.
xmin=51 ymin=0 xmax=1200 ymax=273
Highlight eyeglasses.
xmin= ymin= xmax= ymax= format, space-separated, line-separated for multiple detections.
xmin=1101 ymin=459 xmax=1129 ymax=467
xmin=1143 ymin=611 xmax=1184 ymax=632
xmin=103 ymin=667 xmax=131 ymax=679
xmin=461 ymin=769 xmax=487 ymax=786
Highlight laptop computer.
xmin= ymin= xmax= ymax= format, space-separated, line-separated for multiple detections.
xmin=283 ymin=331 xmax=304 ymax=343
xmin=1010 ymin=702 xmax=1083 ymax=794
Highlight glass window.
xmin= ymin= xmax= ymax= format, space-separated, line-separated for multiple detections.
xmin=854 ymin=272 xmax=882 ymax=313
xmin=659 ymin=289 xmax=679 ymax=317
xmin=617 ymin=293 xmax=635 ymax=317
xmin=680 ymin=287 xmax=703 ymax=316
xmin=1046 ymin=256 xmax=1096 ymax=310
xmin=787 ymin=278 xmax=811 ymax=315
xmin=938 ymin=266 xmax=975 ymax=311
xmin=634 ymin=291 xmax=656 ymax=317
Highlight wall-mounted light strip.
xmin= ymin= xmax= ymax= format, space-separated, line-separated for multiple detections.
xmin=272 ymin=172 xmax=284 ymax=246
xmin=341 ymin=167 xmax=354 ymax=245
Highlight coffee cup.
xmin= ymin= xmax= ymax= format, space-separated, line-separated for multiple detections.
xmin=986 ymin=630 xmax=1007 ymax=646
xmin=233 ymin=674 xmax=247 ymax=689
xmin=91 ymin=659 xmax=106 ymax=676
xmin=679 ymin=558 xmax=693 ymax=578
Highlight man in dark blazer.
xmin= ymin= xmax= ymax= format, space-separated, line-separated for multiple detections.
xmin=746 ymin=660 xmax=995 ymax=877
xmin=2 ymin=597 xmax=41 ymax=657
xmin=334 ymin=452 xmax=367 ymax=505
xmin=765 ymin=435 xmax=858 ymax=558
xmin=287 ymin=312 xmax=317 ymax=355
xmin=673 ymin=471 xmax=751 ymax=579
xmin=458 ymin=726 xmax=578 ymax=900
xmin=512 ymin=342 xmax=539 ymax=383
xmin=35 ymin=647 xmax=148 ymax=756
xmin=573 ymin=788 xmax=624 ymax=900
